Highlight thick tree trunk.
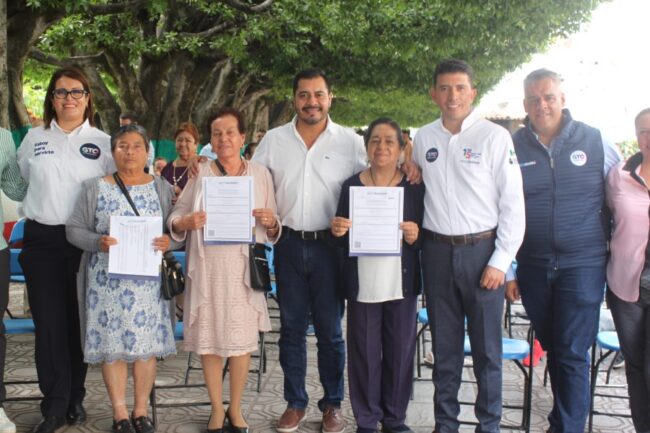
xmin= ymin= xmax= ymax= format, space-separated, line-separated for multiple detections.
xmin=268 ymin=100 xmax=294 ymax=128
xmin=7 ymin=7 xmax=61 ymax=130
xmin=79 ymin=63 xmax=121 ymax=133
xmin=0 ymin=0 xmax=7 ymax=128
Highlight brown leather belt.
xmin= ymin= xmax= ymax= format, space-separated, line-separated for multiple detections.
xmin=424 ymin=228 xmax=496 ymax=246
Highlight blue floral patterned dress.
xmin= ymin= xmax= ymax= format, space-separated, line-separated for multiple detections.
xmin=84 ymin=178 xmax=176 ymax=363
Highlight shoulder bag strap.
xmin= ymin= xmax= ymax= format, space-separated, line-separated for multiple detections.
xmin=113 ymin=172 xmax=140 ymax=217
xmin=214 ymin=159 xmax=228 ymax=176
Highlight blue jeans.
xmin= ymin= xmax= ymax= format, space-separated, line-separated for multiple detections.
xmin=517 ymin=264 xmax=605 ymax=433
xmin=274 ymin=233 xmax=345 ymax=410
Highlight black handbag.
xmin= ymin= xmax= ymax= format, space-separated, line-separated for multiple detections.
xmin=213 ymin=159 xmax=273 ymax=292
xmin=113 ymin=172 xmax=185 ymax=300
xmin=249 ymin=243 xmax=272 ymax=292
xmin=160 ymin=250 xmax=185 ymax=300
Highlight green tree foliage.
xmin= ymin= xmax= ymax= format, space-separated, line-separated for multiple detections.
xmin=13 ymin=0 xmax=602 ymax=138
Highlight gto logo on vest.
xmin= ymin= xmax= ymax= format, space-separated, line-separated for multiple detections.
xmin=570 ymin=150 xmax=587 ymax=167
xmin=79 ymin=143 xmax=101 ymax=160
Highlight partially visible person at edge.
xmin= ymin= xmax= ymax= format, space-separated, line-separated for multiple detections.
xmin=243 ymin=142 xmax=258 ymax=161
xmin=331 ymin=117 xmax=424 ymax=433
xmin=66 ymin=125 xmax=178 ymax=433
xmin=118 ymin=112 xmax=154 ymax=171
xmin=604 ymin=108 xmax=650 ymax=433
xmin=253 ymin=68 xmax=368 ymax=433
xmin=168 ymin=107 xmax=280 ymax=433
xmin=412 ymin=59 xmax=525 ymax=433
xmin=506 ymin=68 xmax=620 ymax=433
xmin=160 ymin=122 xmax=199 ymax=201
xmin=119 ymin=112 xmax=138 ymax=127
xmin=153 ymin=157 xmax=167 ymax=176
xmin=17 ymin=66 xmax=115 ymax=433
xmin=254 ymin=129 xmax=266 ymax=142
xmin=0 ymin=127 xmax=29 ymax=433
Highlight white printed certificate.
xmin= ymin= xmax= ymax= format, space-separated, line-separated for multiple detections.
xmin=108 ymin=216 xmax=163 ymax=280
xmin=203 ymin=176 xmax=255 ymax=244
xmin=349 ymin=186 xmax=403 ymax=256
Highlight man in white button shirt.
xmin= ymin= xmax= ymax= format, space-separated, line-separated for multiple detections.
xmin=254 ymin=69 xmax=366 ymax=433
xmin=412 ymin=59 xmax=525 ymax=433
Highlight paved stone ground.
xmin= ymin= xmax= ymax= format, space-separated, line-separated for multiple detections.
xmin=3 ymin=284 xmax=635 ymax=433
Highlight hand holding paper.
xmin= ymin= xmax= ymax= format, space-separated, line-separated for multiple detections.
xmin=108 ymin=216 xmax=163 ymax=280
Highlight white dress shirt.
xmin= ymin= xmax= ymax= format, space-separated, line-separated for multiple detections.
xmin=17 ymin=120 xmax=114 ymax=225
xmin=199 ymin=144 xmax=217 ymax=160
xmin=253 ymin=116 xmax=366 ymax=231
xmin=413 ymin=109 xmax=525 ymax=272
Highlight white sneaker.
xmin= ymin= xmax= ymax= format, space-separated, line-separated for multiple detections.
xmin=0 ymin=408 xmax=16 ymax=433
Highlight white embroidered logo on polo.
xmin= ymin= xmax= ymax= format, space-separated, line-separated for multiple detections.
xmin=570 ymin=150 xmax=587 ymax=167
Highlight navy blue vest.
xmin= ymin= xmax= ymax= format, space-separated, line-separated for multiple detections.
xmin=513 ymin=110 xmax=608 ymax=269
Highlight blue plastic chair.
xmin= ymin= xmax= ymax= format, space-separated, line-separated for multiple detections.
xmin=9 ymin=249 xmax=24 ymax=284
xmin=8 ymin=219 xmax=25 ymax=246
xmin=415 ymin=308 xmax=534 ymax=432
xmin=588 ymin=331 xmax=631 ymax=432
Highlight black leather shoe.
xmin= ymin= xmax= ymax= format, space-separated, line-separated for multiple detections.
xmin=132 ymin=415 xmax=155 ymax=433
xmin=225 ymin=408 xmax=249 ymax=433
xmin=67 ymin=402 xmax=87 ymax=424
xmin=33 ymin=416 xmax=66 ymax=433
xmin=207 ymin=412 xmax=225 ymax=433
xmin=113 ymin=419 xmax=136 ymax=433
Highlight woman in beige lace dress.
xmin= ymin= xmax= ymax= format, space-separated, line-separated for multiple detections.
xmin=168 ymin=108 xmax=280 ymax=433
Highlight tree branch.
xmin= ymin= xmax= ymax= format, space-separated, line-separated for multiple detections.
xmin=29 ymin=47 xmax=105 ymax=67
xmin=178 ymin=21 xmax=232 ymax=39
xmin=219 ymin=0 xmax=274 ymax=13
xmin=86 ymin=0 xmax=147 ymax=15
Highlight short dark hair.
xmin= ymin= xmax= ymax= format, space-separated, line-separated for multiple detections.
xmin=43 ymin=66 xmax=95 ymax=128
xmin=433 ymin=59 xmax=475 ymax=87
xmin=243 ymin=142 xmax=258 ymax=158
xmin=523 ymin=68 xmax=562 ymax=89
xmin=119 ymin=111 xmax=139 ymax=123
xmin=635 ymin=108 xmax=650 ymax=129
xmin=206 ymin=107 xmax=246 ymax=136
xmin=364 ymin=117 xmax=405 ymax=149
xmin=292 ymin=68 xmax=331 ymax=94
xmin=110 ymin=124 xmax=150 ymax=152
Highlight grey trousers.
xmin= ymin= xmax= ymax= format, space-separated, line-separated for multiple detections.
xmin=422 ymin=236 xmax=504 ymax=433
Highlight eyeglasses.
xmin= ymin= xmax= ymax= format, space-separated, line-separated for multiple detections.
xmin=52 ymin=88 xmax=88 ymax=99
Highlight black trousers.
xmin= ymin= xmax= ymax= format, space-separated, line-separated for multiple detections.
xmin=0 ymin=247 xmax=10 ymax=405
xmin=19 ymin=220 xmax=87 ymax=417
xmin=607 ymin=289 xmax=650 ymax=433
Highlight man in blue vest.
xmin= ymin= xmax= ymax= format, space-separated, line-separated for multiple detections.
xmin=509 ymin=69 xmax=620 ymax=433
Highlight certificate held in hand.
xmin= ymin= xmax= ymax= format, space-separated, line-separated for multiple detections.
xmin=203 ymin=176 xmax=255 ymax=244
xmin=108 ymin=216 xmax=163 ymax=280
xmin=349 ymin=186 xmax=404 ymax=256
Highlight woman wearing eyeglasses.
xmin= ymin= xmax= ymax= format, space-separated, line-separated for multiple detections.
xmin=17 ymin=66 xmax=114 ymax=433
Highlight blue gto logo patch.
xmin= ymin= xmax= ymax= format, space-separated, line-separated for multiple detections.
xmin=425 ymin=148 xmax=439 ymax=162
xmin=79 ymin=143 xmax=101 ymax=160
